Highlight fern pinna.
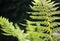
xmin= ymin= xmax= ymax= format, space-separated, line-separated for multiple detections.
xmin=26 ymin=0 xmax=60 ymax=41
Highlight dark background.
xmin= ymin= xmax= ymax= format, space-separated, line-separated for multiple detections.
xmin=0 ymin=0 xmax=60 ymax=41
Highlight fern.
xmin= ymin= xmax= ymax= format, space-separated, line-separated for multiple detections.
xmin=25 ymin=0 xmax=60 ymax=41
xmin=0 ymin=0 xmax=60 ymax=41
xmin=0 ymin=17 xmax=27 ymax=41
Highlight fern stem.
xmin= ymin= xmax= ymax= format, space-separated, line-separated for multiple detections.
xmin=47 ymin=16 xmax=53 ymax=41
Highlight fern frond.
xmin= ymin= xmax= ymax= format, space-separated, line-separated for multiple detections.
xmin=0 ymin=17 xmax=26 ymax=41
xmin=25 ymin=0 xmax=60 ymax=41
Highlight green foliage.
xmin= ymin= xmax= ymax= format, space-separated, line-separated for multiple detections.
xmin=0 ymin=0 xmax=60 ymax=41
xmin=25 ymin=0 xmax=60 ymax=41
xmin=0 ymin=17 xmax=26 ymax=41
